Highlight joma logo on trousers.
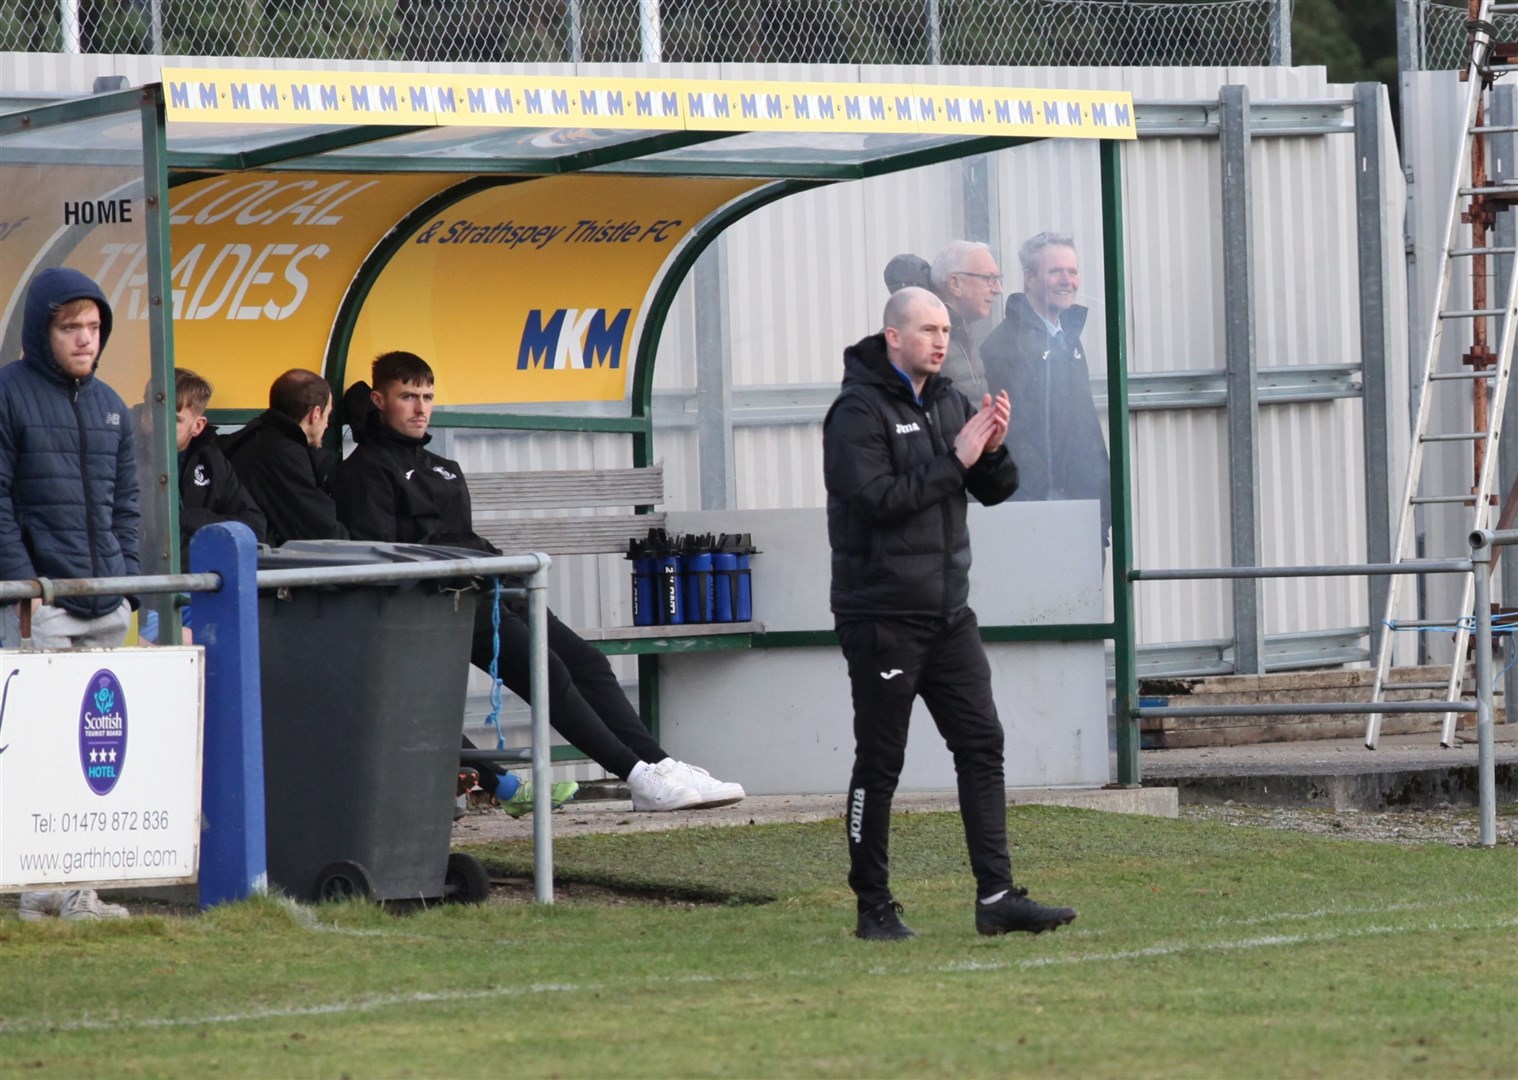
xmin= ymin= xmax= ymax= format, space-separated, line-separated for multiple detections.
xmin=848 ymin=786 xmax=865 ymax=843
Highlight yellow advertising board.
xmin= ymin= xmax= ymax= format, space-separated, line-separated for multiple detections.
xmin=167 ymin=172 xmax=467 ymax=408
xmin=0 ymin=157 xmax=156 ymax=403
xmin=162 ymin=68 xmax=1136 ymax=141
xmin=347 ymin=174 xmax=764 ymax=404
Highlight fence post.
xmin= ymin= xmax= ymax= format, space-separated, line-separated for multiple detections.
xmin=526 ymin=556 xmax=555 ymax=903
xmin=1220 ymin=85 xmax=1265 ymax=675
xmin=1470 ymin=531 xmax=1498 ymax=848
xmin=190 ymin=522 xmax=268 ymax=908
xmin=1269 ymin=0 xmax=1293 ymax=66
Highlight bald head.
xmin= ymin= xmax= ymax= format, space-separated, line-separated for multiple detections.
xmin=882 ymin=287 xmax=952 ymax=393
xmin=884 ymin=286 xmax=946 ymax=334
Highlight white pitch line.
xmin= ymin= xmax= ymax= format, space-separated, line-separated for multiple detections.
xmin=942 ymin=915 xmax=1518 ymax=972
xmin=2 ymin=914 xmax=1513 ymax=1037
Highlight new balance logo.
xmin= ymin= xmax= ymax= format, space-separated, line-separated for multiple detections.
xmin=880 ymin=669 xmax=904 ymax=680
xmin=894 ymin=422 xmax=921 ymax=435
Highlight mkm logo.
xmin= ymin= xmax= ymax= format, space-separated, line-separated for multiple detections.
xmin=517 ymin=308 xmax=632 ymax=370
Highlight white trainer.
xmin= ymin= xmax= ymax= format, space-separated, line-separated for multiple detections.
xmin=18 ymin=890 xmax=64 ymax=921
xmin=664 ymin=760 xmax=745 ymax=808
xmin=58 ymin=889 xmax=129 ymax=920
xmin=628 ymin=758 xmax=703 ymax=812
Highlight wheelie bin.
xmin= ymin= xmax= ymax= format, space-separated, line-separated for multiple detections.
xmin=256 ymin=539 xmax=491 ymax=905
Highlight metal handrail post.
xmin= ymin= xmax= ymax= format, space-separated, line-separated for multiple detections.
xmin=1469 ymin=530 xmax=1498 ymax=847
xmin=191 ymin=522 xmax=268 ymax=907
xmin=527 ymin=554 xmax=555 ymax=903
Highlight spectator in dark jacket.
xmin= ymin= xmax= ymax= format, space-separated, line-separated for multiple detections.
xmin=981 ymin=232 xmax=1110 ymax=547
xmin=222 ymin=369 xmax=347 ymax=547
xmin=175 ymin=369 xmax=266 ymax=564
xmin=0 ymin=266 xmax=139 ymax=922
xmin=824 ymin=286 xmax=1074 ymax=942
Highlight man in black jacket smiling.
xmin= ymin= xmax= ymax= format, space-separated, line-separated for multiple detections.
xmin=336 ymin=350 xmax=746 ymax=814
xmin=825 ymin=286 xmax=1076 ymax=942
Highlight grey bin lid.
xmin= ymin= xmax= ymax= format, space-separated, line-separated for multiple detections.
xmin=256 ymin=539 xmax=502 ymax=592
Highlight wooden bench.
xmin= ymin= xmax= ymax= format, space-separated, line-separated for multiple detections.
xmin=465 ymin=463 xmax=761 ymax=755
xmin=467 ymin=463 xmax=761 ymax=647
xmin=470 ymin=465 xmax=667 ymax=557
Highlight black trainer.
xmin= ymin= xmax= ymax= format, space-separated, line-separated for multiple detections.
xmin=975 ymin=886 xmax=1077 ymax=936
xmin=856 ymin=900 xmax=916 ymax=941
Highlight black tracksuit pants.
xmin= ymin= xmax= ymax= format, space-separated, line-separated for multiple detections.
xmin=463 ymin=601 xmax=666 ymax=781
xmin=838 ymin=607 xmax=1013 ymax=909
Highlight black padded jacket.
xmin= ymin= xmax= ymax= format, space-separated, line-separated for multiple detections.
xmin=824 ymin=332 xmax=1018 ymax=618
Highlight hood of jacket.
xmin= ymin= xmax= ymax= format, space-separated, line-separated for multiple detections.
xmin=21 ymin=267 xmax=114 ymax=386
xmin=841 ymin=332 xmax=950 ymax=406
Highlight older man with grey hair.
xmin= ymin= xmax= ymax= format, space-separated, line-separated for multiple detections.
xmin=981 ymin=231 xmax=1110 ymax=547
xmin=928 ymin=239 xmax=1003 ymax=399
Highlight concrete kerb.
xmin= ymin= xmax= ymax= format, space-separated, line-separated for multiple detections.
xmin=452 ymin=785 xmax=1179 ymax=843
xmin=1141 ymin=728 xmax=1518 ymax=811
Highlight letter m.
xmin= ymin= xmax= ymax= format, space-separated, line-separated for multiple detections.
xmin=231 ymin=83 xmax=251 ymax=109
xmin=583 ymin=309 xmax=631 ymax=369
xmin=198 ymin=82 xmax=217 ymax=108
xmin=1043 ymin=101 xmax=1061 ymax=125
xmin=518 ymin=310 xmax=566 ymax=370
xmin=169 ymin=82 xmax=190 ymax=109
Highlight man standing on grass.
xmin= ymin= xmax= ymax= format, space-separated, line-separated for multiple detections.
xmin=823 ymin=286 xmax=1077 ymax=941
xmin=0 ymin=267 xmax=140 ymax=921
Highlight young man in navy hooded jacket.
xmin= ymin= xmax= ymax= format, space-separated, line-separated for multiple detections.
xmin=0 ymin=267 xmax=140 ymax=921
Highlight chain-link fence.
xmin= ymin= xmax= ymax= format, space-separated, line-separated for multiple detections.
xmin=1 ymin=0 xmax=1286 ymax=66
xmin=1417 ymin=1 xmax=1518 ymax=70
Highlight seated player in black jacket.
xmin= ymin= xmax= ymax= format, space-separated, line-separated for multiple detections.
xmin=336 ymin=350 xmax=746 ymax=813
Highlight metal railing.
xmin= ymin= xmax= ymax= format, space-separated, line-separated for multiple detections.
xmin=0 ymin=543 xmax=563 ymax=903
xmin=1130 ymin=547 xmax=1502 ymax=847
xmin=1 ymin=0 xmax=1290 ymax=66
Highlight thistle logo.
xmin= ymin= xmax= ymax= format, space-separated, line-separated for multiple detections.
xmin=78 ymin=669 xmax=128 ymax=796
xmin=517 ymin=308 xmax=632 ymax=371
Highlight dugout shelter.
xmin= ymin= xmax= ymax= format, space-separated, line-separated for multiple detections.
xmin=0 ymin=70 xmax=1141 ymax=784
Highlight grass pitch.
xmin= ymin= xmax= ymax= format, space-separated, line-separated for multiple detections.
xmin=1 ymin=806 xmax=1513 ymax=1078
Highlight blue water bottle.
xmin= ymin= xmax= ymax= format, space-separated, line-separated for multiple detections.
xmin=658 ymin=552 xmax=684 ymax=624
xmin=733 ymin=551 xmax=753 ymax=622
xmin=631 ymin=556 xmax=658 ymax=626
xmin=713 ymin=552 xmax=738 ymax=622
xmin=682 ymin=550 xmax=714 ymax=623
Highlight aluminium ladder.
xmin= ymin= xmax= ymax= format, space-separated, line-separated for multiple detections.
xmin=1368 ymin=1 xmax=1518 ymax=748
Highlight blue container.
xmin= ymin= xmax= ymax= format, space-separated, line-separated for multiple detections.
xmin=732 ymin=553 xmax=753 ymax=622
xmin=682 ymin=552 xmax=715 ymax=623
xmin=712 ymin=552 xmax=738 ymax=622
xmin=658 ymin=554 xmax=685 ymax=624
xmin=630 ymin=556 xmax=658 ymax=627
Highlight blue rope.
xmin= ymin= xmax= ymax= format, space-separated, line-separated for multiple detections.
xmin=484 ymin=576 xmax=506 ymax=750
xmin=1384 ymin=614 xmax=1518 ymax=689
